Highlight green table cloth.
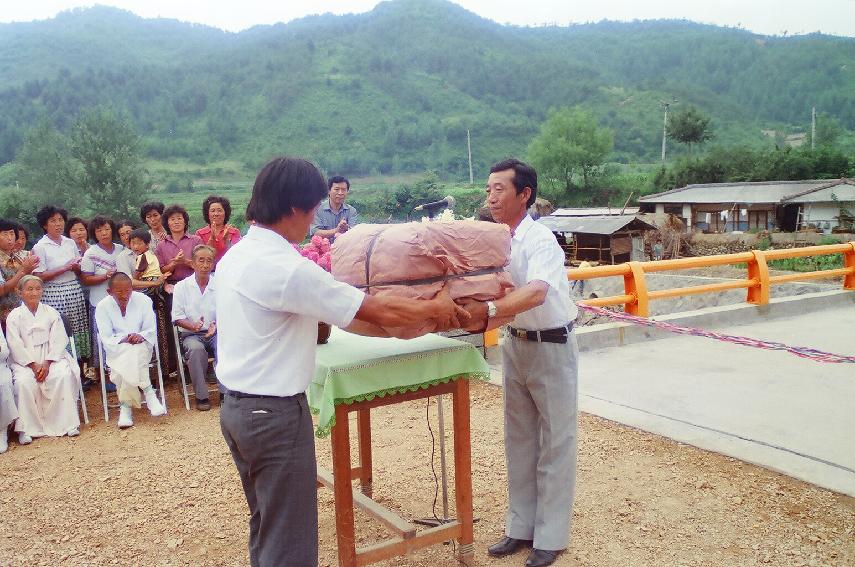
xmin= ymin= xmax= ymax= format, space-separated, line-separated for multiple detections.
xmin=309 ymin=328 xmax=491 ymax=437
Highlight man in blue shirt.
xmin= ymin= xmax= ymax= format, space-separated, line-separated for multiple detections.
xmin=310 ymin=176 xmax=358 ymax=242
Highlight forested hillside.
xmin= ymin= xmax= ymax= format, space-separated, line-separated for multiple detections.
xmin=0 ymin=0 xmax=853 ymax=177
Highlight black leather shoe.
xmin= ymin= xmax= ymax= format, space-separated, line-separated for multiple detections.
xmin=487 ymin=536 xmax=532 ymax=557
xmin=196 ymin=398 xmax=211 ymax=411
xmin=525 ymin=549 xmax=560 ymax=567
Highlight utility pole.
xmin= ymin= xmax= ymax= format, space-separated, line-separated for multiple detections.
xmin=811 ymin=106 xmax=817 ymax=150
xmin=660 ymin=100 xmax=676 ymax=163
xmin=467 ymin=128 xmax=474 ymax=185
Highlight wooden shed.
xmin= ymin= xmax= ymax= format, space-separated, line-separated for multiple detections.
xmin=538 ymin=214 xmax=658 ymax=264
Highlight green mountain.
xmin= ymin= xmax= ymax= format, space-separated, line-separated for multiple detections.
xmin=0 ymin=0 xmax=853 ymax=177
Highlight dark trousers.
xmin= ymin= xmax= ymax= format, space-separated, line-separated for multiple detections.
xmin=179 ymin=332 xmax=223 ymax=398
xmin=220 ymin=393 xmax=318 ymax=567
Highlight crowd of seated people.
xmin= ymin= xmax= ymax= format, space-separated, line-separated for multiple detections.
xmin=0 ymin=195 xmax=238 ymax=451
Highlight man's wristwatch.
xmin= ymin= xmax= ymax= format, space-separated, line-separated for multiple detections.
xmin=486 ymin=301 xmax=497 ymax=318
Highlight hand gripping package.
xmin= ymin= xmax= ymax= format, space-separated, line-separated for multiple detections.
xmin=331 ymin=220 xmax=515 ymax=337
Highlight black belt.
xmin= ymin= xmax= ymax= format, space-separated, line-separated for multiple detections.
xmin=507 ymin=323 xmax=574 ymax=344
xmin=227 ymin=390 xmax=301 ymax=400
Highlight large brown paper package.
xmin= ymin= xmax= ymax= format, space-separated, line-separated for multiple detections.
xmin=332 ymin=220 xmax=515 ymax=337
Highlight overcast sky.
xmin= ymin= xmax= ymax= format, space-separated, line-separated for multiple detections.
xmin=2 ymin=0 xmax=855 ymax=37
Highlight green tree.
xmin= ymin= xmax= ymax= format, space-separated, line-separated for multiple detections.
xmin=666 ymin=106 xmax=713 ymax=155
xmin=812 ymin=113 xmax=843 ymax=148
xmin=69 ymin=109 xmax=150 ymax=218
xmin=527 ymin=107 xmax=613 ymax=193
xmin=14 ymin=119 xmax=77 ymax=207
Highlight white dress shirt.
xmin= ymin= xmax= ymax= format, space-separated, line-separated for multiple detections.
xmin=32 ymin=235 xmax=79 ymax=284
xmin=215 ymin=225 xmax=364 ymax=397
xmin=171 ymin=273 xmax=216 ymax=331
xmin=94 ymin=292 xmax=157 ymax=357
xmin=508 ymin=214 xmax=577 ymax=330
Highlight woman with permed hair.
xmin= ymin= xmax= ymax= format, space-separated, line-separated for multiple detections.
xmin=195 ymin=195 xmax=241 ymax=268
xmin=139 ymin=201 xmax=167 ymax=253
xmin=31 ymin=205 xmax=90 ymax=361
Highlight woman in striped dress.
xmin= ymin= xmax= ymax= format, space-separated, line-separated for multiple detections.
xmin=31 ymin=206 xmax=90 ymax=361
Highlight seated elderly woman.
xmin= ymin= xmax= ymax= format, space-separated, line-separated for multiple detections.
xmin=195 ymin=195 xmax=241 ymax=268
xmin=6 ymin=275 xmax=81 ymax=444
xmin=0 ymin=327 xmax=19 ymax=453
xmin=95 ymin=272 xmax=166 ymax=429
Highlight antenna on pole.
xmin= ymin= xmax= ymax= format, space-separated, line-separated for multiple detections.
xmin=467 ymin=128 xmax=474 ymax=185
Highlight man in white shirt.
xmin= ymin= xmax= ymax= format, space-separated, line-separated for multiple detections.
xmin=216 ymin=156 xmax=468 ymax=567
xmin=171 ymin=244 xmax=219 ymax=411
xmin=95 ymin=273 xmax=166 ymax=429
xmin=462 ymin=159 xmax=578 ymax=567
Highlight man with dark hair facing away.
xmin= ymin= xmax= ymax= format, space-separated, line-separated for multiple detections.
xmin=216 ymin=156 xmax=468 ymax=566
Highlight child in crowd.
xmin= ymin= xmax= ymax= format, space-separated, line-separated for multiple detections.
xmin=6 ymin=275 xmax=81 ymax=444
xmin=129 ymin=229 xmax=169 ymax=297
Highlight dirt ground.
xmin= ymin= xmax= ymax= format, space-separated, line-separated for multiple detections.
xmin=1 ymin=381 xmax=853 ymax=567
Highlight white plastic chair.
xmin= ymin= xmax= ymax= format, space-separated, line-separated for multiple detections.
xmin=60 ymin=314 xmax=88 ymax=425
xmin=172 ymin=325 xmax=217 ymax=411
xmin=97 ymin=332 xmax=167 ymax=422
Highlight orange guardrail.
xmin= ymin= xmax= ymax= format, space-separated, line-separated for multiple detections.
xmin=567 ymin=242 xmax=855 ymax=317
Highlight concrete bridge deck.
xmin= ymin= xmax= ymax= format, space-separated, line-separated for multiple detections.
xmin=488 ymin=295 xmax=855 ymax=496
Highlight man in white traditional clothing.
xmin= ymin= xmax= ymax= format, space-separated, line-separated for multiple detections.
xmin=6 ymin=275 xmax=81 ymax=444
xmin=95 ymin=272 xmax=166 ymax=428
xmin=0 ymin=323 xmax=20 ymax=453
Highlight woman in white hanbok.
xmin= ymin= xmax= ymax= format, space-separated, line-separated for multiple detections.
xmin=0 ymin=329 xmax=19 ymax=453
xmin=6 ymin=275 xmax=80 ymax=443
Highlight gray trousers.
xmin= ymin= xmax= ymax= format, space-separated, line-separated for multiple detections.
xmin=502 ymin=332 xmax=579 ymax=551
xmin=220 ymin=393 xmax=318 ymax=567
xmin=180 ymin=332 xmax=224 ymax=399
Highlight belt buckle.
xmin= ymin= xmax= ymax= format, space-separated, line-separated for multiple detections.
xmin=513 ymin=328 xmax=527 ymax=339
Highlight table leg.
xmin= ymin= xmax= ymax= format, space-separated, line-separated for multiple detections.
xmin=357 ymin=408 xmax=373 ymax=497
xmin=331 ymin=405 xmax=357 ymax=567
xmin=452 ymin=379 xmax=475 ymax=566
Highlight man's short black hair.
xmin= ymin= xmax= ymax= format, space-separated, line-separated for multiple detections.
xmin=202 ymin=195 xmax=232 ymax=224
xmin=163 ymin=205 xmax=190 ymax=233
xmin=108 ymin=271 xmax=132 ymax=288
xmin=246 ymin=157 xmax=328 ymax=225
xmin=64 ymin=217 xmax=88 ymax=238
xmin=489 ymin=158 xmax=538 ymax=208
xmin=88 ymin=216 xmax=116 ymax=241
xmin=0 ymin=218 xmax=16 ymax=232
xmin=139 ymin=202 xmax=165 ymax=224
xmin=36 ymin=206 xmax=69 ymax=231
xmin=328 ymin=175 xmax=350 ymax=191
xmin=128 ymin=228 xmax=151 ymax=245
